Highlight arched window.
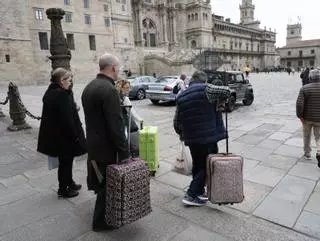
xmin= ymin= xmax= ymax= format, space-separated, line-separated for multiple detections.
xmin=188 ymin=15 xmax=190 ymax=21
xmin=191 ymin=14 xmax=194 ymax=21
xmin=195 ymin=13 xmax=198 ymax=20
xmin=206 ymin=14 xmax=208 ymax=20
xmin=203 ymin=13 xmax=205 ymax=20
xmin=191 ymin=40 xmax=196 ymax=49
xmin=143 ymin=18 xmax=157 ymax=47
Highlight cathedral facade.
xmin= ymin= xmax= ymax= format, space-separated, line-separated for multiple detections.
xmin=0 ymin=0 xmax=276 ymax=85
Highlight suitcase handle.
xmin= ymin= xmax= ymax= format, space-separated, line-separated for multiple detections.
xmin=225 ymin=104 xmax=229 ymax=154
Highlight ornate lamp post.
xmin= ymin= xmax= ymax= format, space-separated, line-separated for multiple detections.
xmin=46 ymin=8 xmax=71 ymax=71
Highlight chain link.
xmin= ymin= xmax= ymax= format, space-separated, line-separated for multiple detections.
xmin=16 ymin=94 xmax=41 ymax=120
xmin=0 ymin=93 xmax=9 ymax=105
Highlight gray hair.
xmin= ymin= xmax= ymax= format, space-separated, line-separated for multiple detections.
xmin=309 ymin=69 xmax=320 ymax=82
xmin=99 ymin=53 xmax=119 ymax=71
xmin=191 ymin=70 xmax=208 ymax=83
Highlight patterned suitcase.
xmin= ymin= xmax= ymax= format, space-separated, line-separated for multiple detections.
xmin=105 ymin=158 xmax=152 ymax=228
xmin=105 ymin=105 xmax=152 ymax=228
xmin=206 ymin=109 xmax=244 ymax=205
xmin=139 ymin=126 xmax=159 ymax=175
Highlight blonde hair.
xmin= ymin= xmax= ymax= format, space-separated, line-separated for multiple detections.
xmin=116 ymin=79 xmax=130 ymax=91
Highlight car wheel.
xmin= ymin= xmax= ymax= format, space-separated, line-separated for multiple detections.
xmin=151 ymin=99 xmax=160 ymax=105
xmin=226 ymin=95 xmax=236 ymax=112
xmin=243 ymin=94 xmax=254 ymax=106
xmin=136 ymin=89 xmax=145 ymax=100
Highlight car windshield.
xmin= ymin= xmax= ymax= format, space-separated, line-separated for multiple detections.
xmin=156 ymin=76 xmax=177 ymax=83
xmin=127 ymin=77 xmax=137 ymax=84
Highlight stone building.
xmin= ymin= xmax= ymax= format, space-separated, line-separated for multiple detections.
xmin=278 ymin=23 xmax=320 ymax=69
xmin=0 ymin=0 xmax=276 ymax=85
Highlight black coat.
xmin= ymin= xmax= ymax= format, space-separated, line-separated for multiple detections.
xmin=37 ymin=83 xmax=87 ymax=157
xmin=82 ymin=74 xmax=129 ymax=191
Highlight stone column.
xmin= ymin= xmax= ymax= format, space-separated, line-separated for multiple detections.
xmin=162 ymin=10 xmax=168 ymax=44
xmin=46 ymin=8 xmax=71 ymax=71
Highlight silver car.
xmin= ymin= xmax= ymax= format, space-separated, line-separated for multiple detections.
xmin=128 ymin=76 xmax=157 ymax=100
xmin=146 ymin=76 xmax=180 ymax=104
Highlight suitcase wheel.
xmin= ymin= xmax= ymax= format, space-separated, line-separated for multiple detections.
xmin=230 ymin=203 xmax=234 ymax=205
xmin=218 ymin=203 xmax=222 ymax=206
xmin=149 ymin=171 xmax=156 ymax=177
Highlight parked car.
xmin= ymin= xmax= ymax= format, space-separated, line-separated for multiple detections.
xmin=204 ymin=70 xmax=254 ymax=112
xmin=146 ymin=76 xmax=181 ymax=104
xmin=127 ymin=76 xmax=157 ymax=100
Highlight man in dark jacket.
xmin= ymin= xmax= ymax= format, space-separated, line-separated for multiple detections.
xmin=300 ymin=67 xmax=310 ymax=86
xmin=174 ymin=71 xmax=227 ymax=206
xmin=82 ymin=53 xmax=129 ymax=231
xmin=296 ymin=69 xmax=320 ymax=167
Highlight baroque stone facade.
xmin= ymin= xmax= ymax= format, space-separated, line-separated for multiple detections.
xmin=0 ymin=0 xmax=276 ymax=85
xmin=278 ymin=23 xmax=320 ymax=69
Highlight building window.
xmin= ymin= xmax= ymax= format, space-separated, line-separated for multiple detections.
xmin=288 ymin=51 xmax=291 ymax=56
xmin=188 ymin=15 xmax=190 ymax=21
xmin=310 ymin=60 xmax=315 ymax=66
xmin=66 ymin=34 xmax=75 ymax=50
xmin=246 ymin=43 xmax=249 ymax=51
xmin=122 ymin=5 xmax=125 ymax=11
xmin=191 ymin=40 xmax=196 ymax=49
xmin=223 ymin=44 xmax=226 ymax=49
xmin=35 ymin=8 xmax=44 ymax=20
xmin=38 ymin=32 xmax=49 ymax=50
xmin=64 ymin=0 xmax=71 ymax=5
xmin=85 ymin=14 xmax=91 ymax=24
xmin=257 ymin=44 xmax=260 ymax=52
xmin=230 ymin=41 xmax=233 ymax=50
xmin=84 ymin=0 xmax=89 ymax=8
xmin=124 ymin=38 xmax=128 ymax=43
xmin=239 ymin=42 xmax=242 ymax=49
xmin=5 ymin=55 xmax=10 ymax=63
xmin=298 ymin=61 xmax=303 ymax=67
xmin=104 ymin=4 xmax=108 ymax=12
xmin=287 ymin=61 xmax=291 ymax=67
xmin=191 ymin=14 xmax=194 ymax=21
xmin=195 ymin=13 xmax=198 ymax=20
xmin=65 ymin=12 xmax=72 ymax=22
xmin=214 ymin=36 xmax=216 ymax=41
xmin=299 ymin=50 xmax=303 ymax=57
xmin=89 ymin=35 xmax=96 ymax=50
xmin=311 ymin=49 xmax=315 ymax=54
xmin=104 ymin=18 xmax=110 ymax=27
xmin=251 ymin=43 xmax=253 ymax=52
xmin=291 ymin=30 xmax=294 ymax=35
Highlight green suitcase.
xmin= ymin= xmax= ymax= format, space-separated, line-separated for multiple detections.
xmin=139 ymin=126 xmax=159 ymax=175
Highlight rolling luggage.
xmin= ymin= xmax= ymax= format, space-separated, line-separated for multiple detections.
xmin=206 ymin=109 xmax=244 ymax=205
xmin=139 ymin=126 xmax=159 ymax=175
xmin=105 ymin=105 xmax=152 ymax=228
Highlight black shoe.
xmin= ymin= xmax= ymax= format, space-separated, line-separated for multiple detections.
xmin=92 ymin=224 xmax=115 ymax=232
xmin=69 ymin=182 xmax=82 ymax=191
xmin=58 ymin=187 xmax=79 ymax=198
xmin=317 ymin=154 xmax=320 ymax=168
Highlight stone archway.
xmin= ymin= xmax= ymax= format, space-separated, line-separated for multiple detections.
xmin=143 ymin=18 xmax=157 ymax=47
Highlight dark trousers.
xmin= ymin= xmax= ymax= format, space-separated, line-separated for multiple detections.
xmin=58 ymin=154 xmax=74 ymax=189
xmin=92 ymin=162 xmax=107 ymax=228
xmin=187 ymin=143 xmax=218 ymax=198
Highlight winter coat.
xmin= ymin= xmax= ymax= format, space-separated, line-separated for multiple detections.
xmin=174 ymin=82 xmax=227 ymax=146
xmin=81 ymin=74 xmax=129 ymax=192
xmin=37 ymin=83 xmax=87 ymax=158
xmin=296 ymin=77 xmax=320 ymax=122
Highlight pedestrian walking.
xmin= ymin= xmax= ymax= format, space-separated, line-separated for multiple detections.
xmin=296 ymin=69 xmax=320 ymax=167
xmin=174 ymin=71 xmax=227 ymax=206
xmin=300 ymin=67 xmax=310 ymax=86
xmin=173 ymin=74 xmax=187 ymax=96
xmin=37 ymin=68 xmax=87 ymax=198
xmin=81 ymin=53 xmax=130 ymax=231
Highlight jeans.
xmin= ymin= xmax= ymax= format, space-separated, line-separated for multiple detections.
xmin=303 ymin=121 xmax=320 ymax=156
xmin=187 ymin=143 xmax=218 ymax=198
xmin=58 ymin=154 xmax=74 ymax=189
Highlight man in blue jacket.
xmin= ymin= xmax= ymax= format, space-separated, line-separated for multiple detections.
xmin=174 ymin=70 xmax=227 ymax=206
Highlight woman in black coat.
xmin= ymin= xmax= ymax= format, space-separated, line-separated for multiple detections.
xmin=37 ymin=68 xmax=87 ymax=198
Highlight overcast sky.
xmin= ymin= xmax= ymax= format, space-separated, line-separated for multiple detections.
xmin=211 ymin=0 xmax=320 ymax=47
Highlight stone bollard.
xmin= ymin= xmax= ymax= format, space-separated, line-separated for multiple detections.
xmin=7 ymin=82 xmax=31 ymax=131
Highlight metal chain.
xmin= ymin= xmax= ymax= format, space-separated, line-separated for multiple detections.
xmin=0 ymin=93 xmax=9 ymax=105
xmin=16 ymin=94 xmax=41 ymax=120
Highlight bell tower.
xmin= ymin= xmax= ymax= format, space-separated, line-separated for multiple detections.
xmin=239 ymin=0 xmax=260 ymax=28
xmin=286 ymin=23 xmax=302 ymax=45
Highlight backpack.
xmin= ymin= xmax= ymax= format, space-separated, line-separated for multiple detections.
xmin=173 ymin=84 xmax=180 ymax=94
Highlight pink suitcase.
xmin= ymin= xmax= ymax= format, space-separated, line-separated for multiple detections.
xmin=206 ymin=109 xmax=244 ymax=205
